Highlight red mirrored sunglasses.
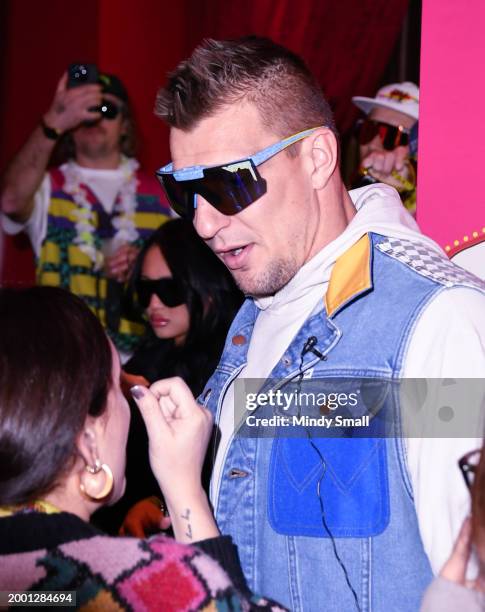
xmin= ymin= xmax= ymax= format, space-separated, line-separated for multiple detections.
xmin=356 ymin=119 xmax=410 ymax=151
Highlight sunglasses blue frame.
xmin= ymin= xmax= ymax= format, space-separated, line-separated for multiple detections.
xmin=156 ymin=126 xmax=323 ymax=218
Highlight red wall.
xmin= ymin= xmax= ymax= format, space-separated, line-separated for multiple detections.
xmin=0 ymin=0 xmax=408 ymax=284
xmin=1 ymin=0 xmax=100 ymax=284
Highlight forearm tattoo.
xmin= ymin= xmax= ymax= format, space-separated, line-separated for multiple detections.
xmin=180 ymin=508 xmax=192 ymax=540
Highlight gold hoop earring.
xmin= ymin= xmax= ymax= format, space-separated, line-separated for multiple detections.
xmin=79 ymin=460 xmax=114 ymax=501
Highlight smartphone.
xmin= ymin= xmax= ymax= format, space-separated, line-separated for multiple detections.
xmin=67 ymin=63 xmax=99 ymax=88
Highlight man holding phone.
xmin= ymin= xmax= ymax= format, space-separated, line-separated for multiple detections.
xmin=0 ymin=67 xmax=171 ymax=358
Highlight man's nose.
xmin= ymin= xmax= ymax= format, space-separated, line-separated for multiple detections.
xmin=193 ymin=196 xmax=231 ymax=240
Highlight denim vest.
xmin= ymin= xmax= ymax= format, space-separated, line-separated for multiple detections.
xmin=201 ymin=232 xmax=485 ymax=612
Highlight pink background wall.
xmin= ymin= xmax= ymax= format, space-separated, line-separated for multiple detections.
xmin=418 ymin=0 xmax=485 ymax=258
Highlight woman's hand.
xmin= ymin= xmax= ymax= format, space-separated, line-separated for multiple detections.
xmin=131 ymin=377 xmax=212 ymax=499
xmin=130 ymin=377 xmax=218 ymax=543
xmin=440 ymin=517 xmax=472 ymax=586
xmin=440 ymin=517 xmax=484 ymax=592
xmin=120 ymin=370 xmax=149 ymax=399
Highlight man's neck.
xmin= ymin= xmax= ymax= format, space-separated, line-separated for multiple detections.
xmin=306 ymin=180 xmax=356 ymax=263
xmin=75 ymin=151 xmax=122 ymax=170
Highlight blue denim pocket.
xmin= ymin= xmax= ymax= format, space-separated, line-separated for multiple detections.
xmin=268 ymin=436 xmax=390 ymax=537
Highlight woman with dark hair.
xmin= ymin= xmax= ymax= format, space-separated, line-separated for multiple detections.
xmin=421 ymin=445 xmax=485 ymax=610
xmin=126 ymin=217 xmax=243 ymax=394
xmin=93 ymin=218 xmax=243 ymax=534
xmin=0 ymin=286 xmax=283 ymax=611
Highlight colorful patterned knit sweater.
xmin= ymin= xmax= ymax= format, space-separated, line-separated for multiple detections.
xmin=0 ymin=510 xmax=286 ymax=611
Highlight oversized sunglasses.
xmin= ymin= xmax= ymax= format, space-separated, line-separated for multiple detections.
xmin=156 ymin=126 xmax=323 ymax=220
xmin=136 ymin=278 xmax=187 ymax=309
xmin=99 ymin=99 xmax=122 ymax=120
xmin=458 ymin=449 xmax=481 ymax=490
xmin=356 ymin=119 xmax=410 ymax=151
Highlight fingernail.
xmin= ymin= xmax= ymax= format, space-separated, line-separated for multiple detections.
xmin=130 ymin=385 xmax=145 ymax=400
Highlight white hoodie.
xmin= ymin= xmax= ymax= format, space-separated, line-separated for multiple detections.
xmin=212 ymin=184 xmax=485 ymax=575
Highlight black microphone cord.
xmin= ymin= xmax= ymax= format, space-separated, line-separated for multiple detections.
xmin=297 ymin=337 xmax=362 ymax=612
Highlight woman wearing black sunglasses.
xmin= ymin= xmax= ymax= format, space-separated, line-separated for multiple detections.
xmin=421 ymin=446 xmax=485 ymax=610
xmin=93 ymin=218 xmax=243 ymax=534
xmin=127 ymin=218 xmax=243 ymax=392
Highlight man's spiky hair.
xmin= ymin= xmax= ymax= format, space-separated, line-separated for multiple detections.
xmin=155 ymin=36 xmax=337 ymax=138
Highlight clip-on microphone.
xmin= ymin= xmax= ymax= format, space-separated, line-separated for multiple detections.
xmin=302 ymin=336 xmax=326 ymax=361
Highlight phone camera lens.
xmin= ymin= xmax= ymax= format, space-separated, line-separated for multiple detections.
xmin=75 ymin=65 xmax=88 ymax=81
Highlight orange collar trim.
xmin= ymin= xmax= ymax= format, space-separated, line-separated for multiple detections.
xmin=325 ymin=234 xmax=373 ymax=317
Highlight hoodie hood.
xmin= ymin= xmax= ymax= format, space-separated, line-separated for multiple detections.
xmin=349 ymin=184 xmax=442 ymax=255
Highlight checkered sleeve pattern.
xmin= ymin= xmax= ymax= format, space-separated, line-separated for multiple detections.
xmin=376 ymin=237 xmax=485 ymax=291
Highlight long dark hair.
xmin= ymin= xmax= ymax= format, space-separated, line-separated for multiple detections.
xmin=130 ymin=219 xmax=243 ymax=394
xmin=0 ymin=287 xmax=112 ymax=505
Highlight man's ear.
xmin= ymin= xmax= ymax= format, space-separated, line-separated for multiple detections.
xmin=308 ymin=129 xmax=339 ymax=190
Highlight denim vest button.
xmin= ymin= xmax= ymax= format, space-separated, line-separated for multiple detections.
xmin=232 ymin=334 xmax=246 ymax=345
xmin=228 ymin=468 xmax=248 ymax=478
